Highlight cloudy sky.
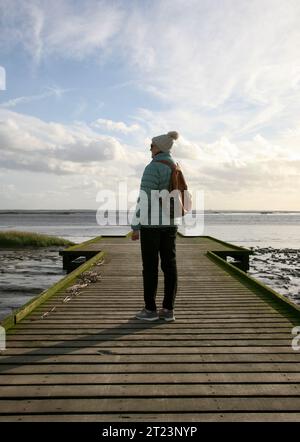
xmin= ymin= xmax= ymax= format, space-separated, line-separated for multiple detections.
xmin=0 ymin=0 xmax=299 ymax=210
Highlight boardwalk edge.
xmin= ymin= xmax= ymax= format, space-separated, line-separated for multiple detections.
xmin=207 ymin=250 xmax=300 ymax=318
xmin=0 ymin=250 xmax=106 ymax=331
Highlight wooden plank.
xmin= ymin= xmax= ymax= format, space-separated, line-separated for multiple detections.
xmin=1 ymin=397 xmax=300 ymax=414
xmin=2 ymin=353 xmax=300 ymax=364
xmin=39 ymin=301 xmax=274 ymax=307
xmin=1 ymin=346 xmax=297 ymax=354
xmin=23 ymin=312 xmax=289 ymax=319
xmin=10 ymin=326 xmax=293 ymax=334
xmin=2 ymin=383 xmax=300 ymax=398
xmin=7 ymin=327 xmax=295 ymax=335
xmin=1 ymin=362 xmax=300 ymax=374
xmin=35 ymin=295 xmax=288 ymax=300
xmin=0 ymin=412 xmax=300 ymax=422
xmin=21 ymin=318 xmax=295 ymax=324
xmin=2 ymin=372 xmax=300 ymax=385
xmin=4 ymin=332 xmax=294 ymax=340
xmin=27 ymin=316 xmax=294 ymax=323
xmin=33 ymin=304 xmax=286 ymax=310
xmin=3 ymin=339 xmax=294 ymax=347
xmin=3 ymin=343 xmax=295 ymax=351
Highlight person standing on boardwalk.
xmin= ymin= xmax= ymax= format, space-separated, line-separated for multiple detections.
xmin=131 ymin=131 xmax=180 ymax=322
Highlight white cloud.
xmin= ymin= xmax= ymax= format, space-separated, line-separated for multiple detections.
xmin=118 ymin=0 xmax=300 ymax=140
xmin=0 ymin=109 xmax=128 ymax=175
xmin=92 ymin=118 xmax=141 ymax=134
xmin=0 ymin=107 xmax=299 ymax=210
xmin=0 ymin=0 xmax=124 ymax=63
xmin=0 ymin=86 xmax=70 ymax=108
xmin=2 ymin=1 xmax=300 ymax=140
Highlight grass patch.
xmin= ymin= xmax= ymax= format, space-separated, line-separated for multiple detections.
xmin=0 ymin=230 xmax=75 ymax=248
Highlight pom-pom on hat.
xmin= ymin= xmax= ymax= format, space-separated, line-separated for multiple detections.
xmin=152 ymin=131 xmax=179 ymax=153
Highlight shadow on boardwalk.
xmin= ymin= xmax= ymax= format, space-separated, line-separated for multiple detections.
xmin=0 ymin=319 xmax=165 ymax=371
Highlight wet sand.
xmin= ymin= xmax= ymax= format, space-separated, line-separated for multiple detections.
xmin=249 ymin=247 xmax=300 ymax=305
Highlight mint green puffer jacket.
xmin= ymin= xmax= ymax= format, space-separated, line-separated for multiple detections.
xmin=130 ymin=151 xmax=179 ymax=230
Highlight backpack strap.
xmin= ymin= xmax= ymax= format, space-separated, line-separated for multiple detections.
xmin=154 ymin=159 xmax=176 ymax=193
xmin=155 ymin=159 xmax=188 ymax=190
xmin=154 ymin=159 xmax=177 ymax=170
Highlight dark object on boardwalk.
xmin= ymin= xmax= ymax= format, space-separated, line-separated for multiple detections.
xmin=60 ymin=250 xmax=99 ymax=273
xmin=68 ymin=256 xmax=86 ymax=272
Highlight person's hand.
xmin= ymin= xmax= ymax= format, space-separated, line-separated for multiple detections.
xmin=131 ymin=230 xmax=140 ymax=241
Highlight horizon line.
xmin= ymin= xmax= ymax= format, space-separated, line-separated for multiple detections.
xmin=0 ymin=209 xmax=299 ymax=213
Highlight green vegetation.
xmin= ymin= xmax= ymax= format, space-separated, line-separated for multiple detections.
xmin=0 ymin=230 xmax=75 ymax=248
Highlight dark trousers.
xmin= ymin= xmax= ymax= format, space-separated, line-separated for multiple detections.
xmin=140 ymin=226 xmax=178 ymax=311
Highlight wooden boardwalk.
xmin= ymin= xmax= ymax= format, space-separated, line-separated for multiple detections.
xmin=1 ymin=234 xmax=300 ymax=421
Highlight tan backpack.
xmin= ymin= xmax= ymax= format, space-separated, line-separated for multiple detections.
xmin=155 ymin=159 xmax=192 ymax=217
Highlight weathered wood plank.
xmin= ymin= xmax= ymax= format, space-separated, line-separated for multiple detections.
xmin=1 ymin=345 xmax=297 ymax=354
xmin=21 ymin=318 xmax=295 ymax=324
xmin=1 ymin=397 xmax=300 ymax=414
xmin=2 ymin=383 xmax=300 ymax=398
xmin=2 ymin=372 xmax=300 ymax=385
xmin=32 ymin=310 xmax=289 ymax=317
xmin=1 ymin=362 xmax=300 ymax=374
xmin=7 ymin=327 xmax=295 ymax=335
xmin=4 ymin=333 xmax=294 ymax=341
xmin=10 ymin=326 xmax=293 ymax=334
xmin=3 ymin=339 xmax=294 ymax=347
xmin=2 ymin=353 xmax=300 ymax=364
xmin=2 ymin=352 xmax=299 ymax=363
xmin=0 ymin=412 xmax=300 ymax=422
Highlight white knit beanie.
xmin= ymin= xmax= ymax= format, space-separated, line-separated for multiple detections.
xmin=152 ymin=131 xmax=179 ymax=153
